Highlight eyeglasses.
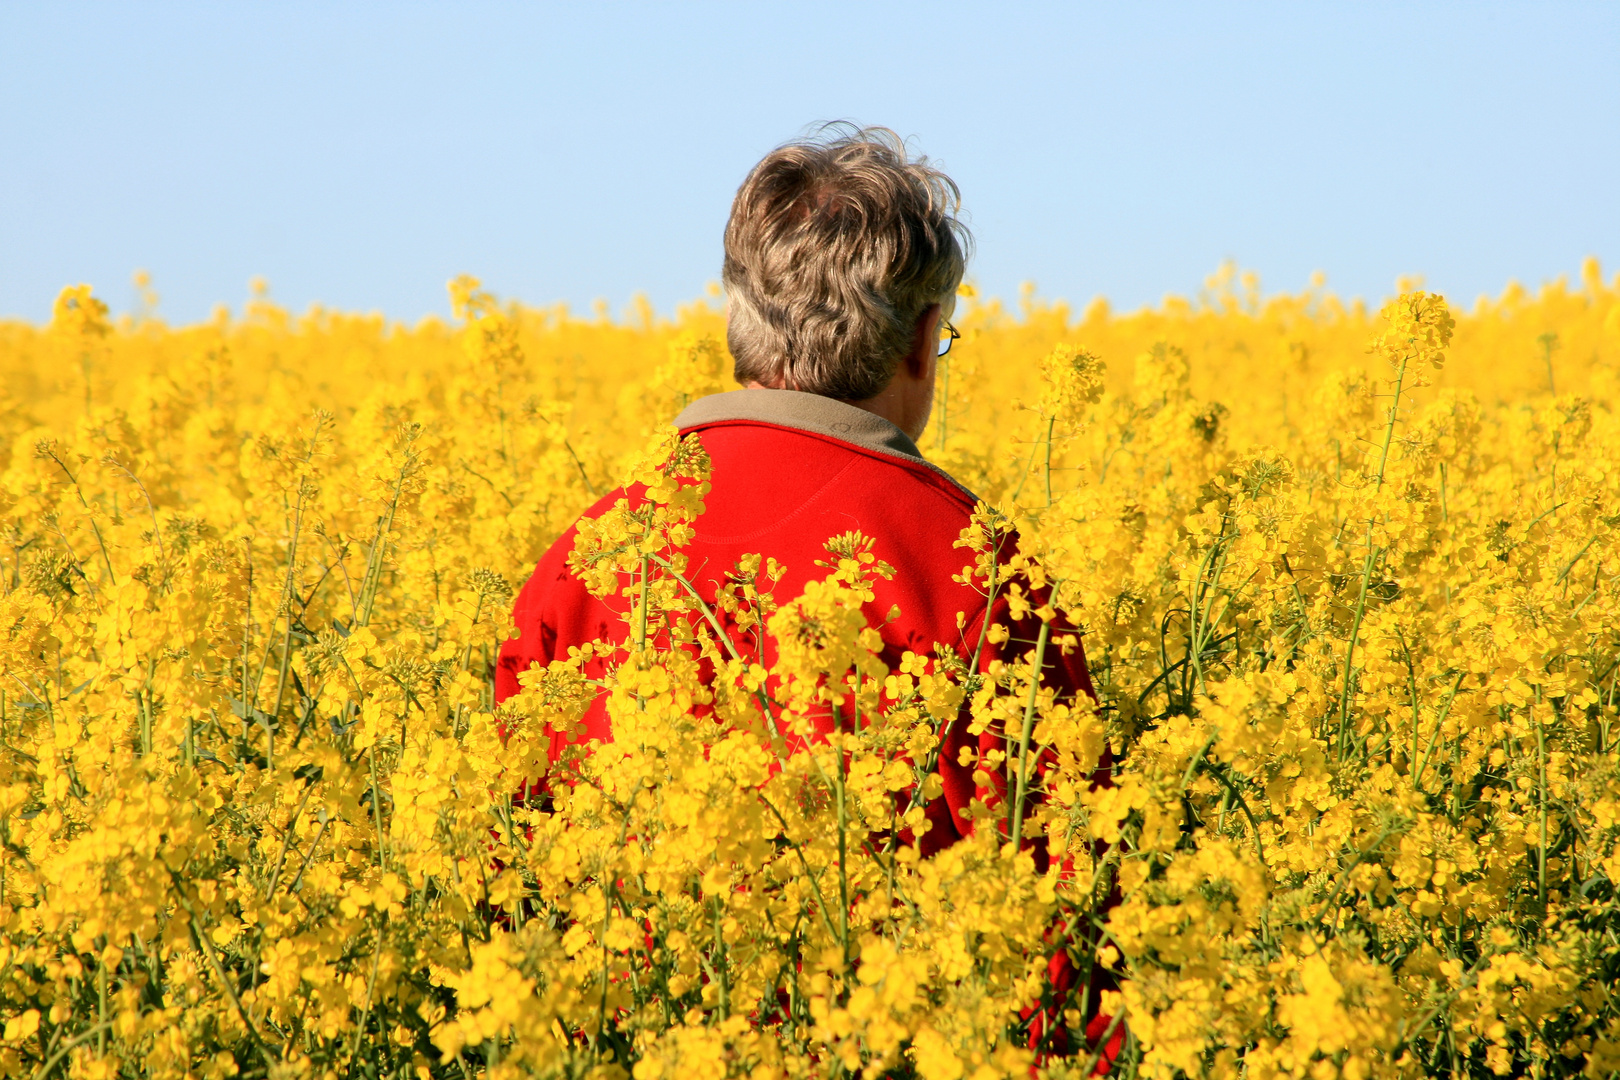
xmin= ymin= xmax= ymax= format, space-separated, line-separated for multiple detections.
xmin=937 ymin=320 xmax=960 ymax=358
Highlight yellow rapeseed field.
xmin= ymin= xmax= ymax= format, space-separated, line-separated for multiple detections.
xmin=2 ymin=262 xmax=1619 ymax=1079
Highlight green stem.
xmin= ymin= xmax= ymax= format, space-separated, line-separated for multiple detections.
xmin=1335 ymin=537 xmax=1379 ymax=758
xmin=1188 ymin=530 xmax=1231 ymax=700
xmin=264 ymin=785 xmax=316 ymax=900
xmin=1077 ymin=1009 xmax=1126 ymax=1078
xmin=1411 ymin=673 xmax=1466 ymax=793
xmin=96 ymin=959 xmax=106 ymax=1057
xmin=1009 ymin=617 xmax=1053 ymax=850
xmin=836 ymin=735 xmax=850 ymax=964
xmin=1372 ymin=357 xmax=1408 ymax=493
xmin=356 ymin=439 xmax=416 ymax=628
xmin=1042 ymin=415 xmax=1056 ymax=507
xmin=43 ymin=450 xmax=117 ymax=586
xmin=1009 ymin=415 xmax=1046 ymax=504
xmin=368 ymin=745 xmax=388 ymax=867
xmin=267 ymin=476 xmax=314 ymax=728
xmin=27 ymin=1022 xmax=115 ymax=1080
xmin=1536 ymin=698 xmax=1548 ymax=912
xmin=1336 ymin=354 xmax=1409 ymax=759
xmin=636 ymin=554 xmax=650 ymax=651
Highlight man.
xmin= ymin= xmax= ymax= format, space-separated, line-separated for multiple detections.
xmin=495 ymin=126 xmax=1114 ymax=1062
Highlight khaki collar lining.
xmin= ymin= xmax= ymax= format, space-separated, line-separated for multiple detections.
xmin=672 ymin=389 xmax=977 ymax=500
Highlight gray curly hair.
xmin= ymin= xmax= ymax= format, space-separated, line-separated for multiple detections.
xmin=722 ymin=125 xmax=971 ymax=401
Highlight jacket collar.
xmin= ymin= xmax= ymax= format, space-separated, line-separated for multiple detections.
xmin=672 ymin=388 xmax=976 ymax=498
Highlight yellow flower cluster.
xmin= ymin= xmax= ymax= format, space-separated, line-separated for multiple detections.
xmin=1 ymin=261 xmax=1618 ymax=1079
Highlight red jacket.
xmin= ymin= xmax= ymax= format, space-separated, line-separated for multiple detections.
xmin=495 ymin=389 xmax=1118 ymax=1065
xmin=495 ymin=388 xmax=1098 ymax=855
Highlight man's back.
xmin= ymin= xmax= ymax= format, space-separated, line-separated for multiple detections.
xmin=494 ymin=389 xmax=1094 ymax=853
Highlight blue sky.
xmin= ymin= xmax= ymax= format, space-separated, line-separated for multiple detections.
xmin=2 ymin=2 xmax=1617 ymax=324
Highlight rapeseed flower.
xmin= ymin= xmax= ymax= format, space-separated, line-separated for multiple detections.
xmin=0 ymin=265 xmax=1617 ymax=1077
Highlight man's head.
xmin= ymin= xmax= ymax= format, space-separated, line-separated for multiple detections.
xmin=722 ymin=125 xmax=971 ymax=405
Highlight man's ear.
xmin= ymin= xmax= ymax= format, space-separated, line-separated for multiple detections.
xmin=906 ymin=303 xmax=941 ymax=378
